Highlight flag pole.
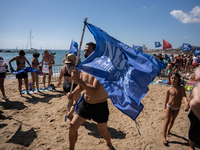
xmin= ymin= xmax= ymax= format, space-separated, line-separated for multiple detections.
xmin=65 ymin=18 xmax=88 ymax=122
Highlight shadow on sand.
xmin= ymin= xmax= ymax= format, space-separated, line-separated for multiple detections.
xmin=82 ymin=121 xmax=126 ymax=139
xmin=6 ymin=124 xmax=37 ymax=147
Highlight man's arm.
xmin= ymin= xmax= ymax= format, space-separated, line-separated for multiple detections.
xmin=181 ymin=86 xmax=189 ymax=111
xmin=57 ymin=66 xmax=64 ymax=87
xmin=41 ymin=56 xmax=44 ymax=67
xmin=24 ymin=57 xmax=31 ymax=67
xmin=190 ymin=67 xmax=200 ymax=120
xmin=67 ymin=84 xmax=83 ymax=103
xmin=9 ymin=56 xmax=17 ymax=71
xmin=71 ymin=70 xmax=102 ymax=95
xmin=190 ymin=85 xmax=200 ymax=120
xmin=50 ymin=56 xmax=55 ymax=65
xmin=165 ymin=89 xmax=170 ymax=110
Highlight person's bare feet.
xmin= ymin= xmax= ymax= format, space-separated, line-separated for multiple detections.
xmin=163 ymin=138 xmax=168 ymax=146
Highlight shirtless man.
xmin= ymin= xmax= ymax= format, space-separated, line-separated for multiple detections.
xmin=42 ymin=49 xmax=55 ymax=89
xmin=190 ymin=67 xmax=200 ymax=120
xmin=67 ymin=42 xmax=114 ymax=150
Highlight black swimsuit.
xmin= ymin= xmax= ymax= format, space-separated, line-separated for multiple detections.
xmin=63 ymin=65 xmax=78 ymax=93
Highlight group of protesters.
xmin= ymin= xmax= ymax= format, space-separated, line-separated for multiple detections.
xmin=1 ymin=46 xmax=200 ymax=150
xmin=154 ymin=53 xmax=199 ymax=79
xmin=0 ymin=49 xmax=55 ymax=98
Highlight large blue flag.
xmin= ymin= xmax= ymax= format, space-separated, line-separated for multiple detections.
xmin=182 ymin=43 xmax=191 ymax=51
xmin=133 ymin=45 xmax=143 ymax=52
xmin=11 ymin=67 xmax=39 ymax=75
xmin=194 ymin=48 xmax=200 ymax=55
xmin=69 ymin=40 xmax=78 ymax=56
xmin=76 ymin=21 xmax=165 ymax=121
xmin=155 ymin=42 xmax=161 ymax=48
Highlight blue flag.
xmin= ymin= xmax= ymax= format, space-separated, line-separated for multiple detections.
xmin=11 ymin=67 xmax=39 ymax=75
xmin=76 ymin=21 xmax=165 ymax=121
xmin=69 ymin=40 xmax=78 ymax=56
xmin=182 ymin=43 xmax=191 ymax=51
xmin=155 ymin=42 xmax=161 ymax=48
xmin=194 ymin=48 xmax=200 ymax=55
xmin=133 ymin=45 xmax=143 ymax=52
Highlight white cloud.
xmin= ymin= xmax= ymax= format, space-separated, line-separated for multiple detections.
xmin=183 ymin=36 xmax=188 ymax=38
xmin=142 ymin=6 xmax=146 ymax=9
xmin=170 ymin=6 xmax=200 ymax=23
xmin=153 ymin=4 xmax=156 ymax=7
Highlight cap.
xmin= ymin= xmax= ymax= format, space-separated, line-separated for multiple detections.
xmin=65 ymin=53 xmax=76 ymax=64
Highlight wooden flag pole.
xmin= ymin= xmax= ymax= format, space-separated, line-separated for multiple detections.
xmin=65 ymin=18 xmax=88 ymax=122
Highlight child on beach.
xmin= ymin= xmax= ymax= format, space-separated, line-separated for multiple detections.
xmin=166 ymin=60 xmax=172 ymax=83
xmin=163 ymin=73 xmax=189 ymax=145
xmin=31 ymin=52 xmax=42 ymax=93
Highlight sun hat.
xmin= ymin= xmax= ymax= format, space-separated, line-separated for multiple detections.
xmin=65 ymin=53 xmax=76 ymax=64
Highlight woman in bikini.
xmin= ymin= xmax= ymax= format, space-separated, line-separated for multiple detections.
xmin=31 ymin=52 xmax=42 ymax=93
xmin=9 ymin=50 xmax=31 ymax=96
xmin=163 ymin=73 xmax=189 ymax=145
xmin=57 ymin=53 xmax=81 ymax=120
xmin=0 ymin=57 xmax=8 ymax=100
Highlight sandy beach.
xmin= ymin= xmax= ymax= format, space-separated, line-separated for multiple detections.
xmin=0 ymin=76 xmax=200 ymax=150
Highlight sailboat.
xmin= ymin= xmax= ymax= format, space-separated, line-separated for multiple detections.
xmin=26 ymin=29 xmax=37 ymax=54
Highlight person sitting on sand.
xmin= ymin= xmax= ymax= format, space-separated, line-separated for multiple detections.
xmin=67 ymin=42 xmax=114 ymax=150
xmin=31 ymin=52 xmax=42 ymax=93
xmin=9 ymin=50 xmax=31 ymax=96
xmin=163 ymin=73 xmax=189 ymax=145
xmin=57 ymin=53 xmax=81 ymax=120
xmin=41 ymin=49 xmax=55 ymax=89
xmin=0 ymin=57 xmax=8 ymax=100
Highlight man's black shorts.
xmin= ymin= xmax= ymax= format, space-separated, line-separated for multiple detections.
xmin=63 ymin=81 xmax=78 ymax=93
xmin=16 ymin=72 xmax=28 ymax=79
xmin=76 ymin=99 xmax=109 ymax=123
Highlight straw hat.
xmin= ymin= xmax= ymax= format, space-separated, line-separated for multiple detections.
xmin=65 ymin=53 xmax=76 ymax=64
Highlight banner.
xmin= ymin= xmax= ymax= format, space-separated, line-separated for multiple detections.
xmin=76 ymin=21 xmax=165 ymax=121
xmin=182 ymin=43 xmax=192 ymax=51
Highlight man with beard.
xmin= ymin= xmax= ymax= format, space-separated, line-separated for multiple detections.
xmin=67 ymin=42 xmax=114 ymax=150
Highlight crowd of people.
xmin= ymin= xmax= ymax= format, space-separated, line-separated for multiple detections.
xmin=0 ymin=46 xmax=200 ymax=150
xmin=0 ymin=49 xmax=55 ymax=97
xmin=155 ymin=53 xmax=199 ymax=75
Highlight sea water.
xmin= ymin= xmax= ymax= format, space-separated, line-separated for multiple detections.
xmin=0 ymin=49 xmax=155 ymax=80
xmin=0 ymin=49 xmax=85 ymax=79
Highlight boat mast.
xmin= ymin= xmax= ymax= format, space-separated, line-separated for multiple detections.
xmin=30 ymin=29 xmax=32 ymax=49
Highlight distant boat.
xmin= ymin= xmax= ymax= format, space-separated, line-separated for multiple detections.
xmin=50 ymin=52 xmax=56 ymax=55
xmin=26 ymin=29 xmax=37 ymax=54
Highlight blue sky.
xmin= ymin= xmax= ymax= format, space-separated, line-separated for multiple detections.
xmin=0 ymin=0 xmax=200 ymax=50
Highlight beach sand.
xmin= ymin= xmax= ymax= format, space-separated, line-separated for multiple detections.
xmin=0 ymin=77 xmax=200 ymax=150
